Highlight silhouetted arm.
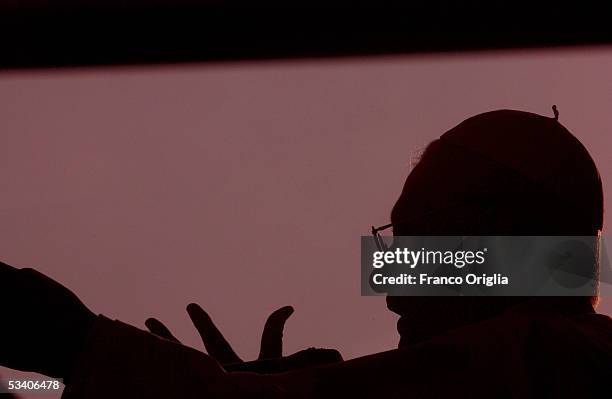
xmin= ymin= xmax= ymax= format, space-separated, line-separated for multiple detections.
xmin=61 ymin=308 xmax=537 ymax=398
xmin=0 ymin=261 xmax=95 ymax=381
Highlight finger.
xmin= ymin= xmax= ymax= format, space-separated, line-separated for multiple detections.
xmin=258 ymin=305 xmax=294 ymax=360
xmin=186 ymin=303 xmax=242 ymax=364
xmin=145 ymin=318 xmax=181 ymax=343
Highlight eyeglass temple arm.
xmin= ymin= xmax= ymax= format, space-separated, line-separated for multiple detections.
xmin=371 ymin=223 xmax=393 ymax=234
xmin=371 ymin=224 xmax=392 ymax=251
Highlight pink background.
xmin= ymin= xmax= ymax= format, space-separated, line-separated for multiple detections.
xmin=1 ymin=47 xmax=611 ymax=397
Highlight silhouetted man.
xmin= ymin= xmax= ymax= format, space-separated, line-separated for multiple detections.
xmin=1 ymin=109 xmax=610 ymax=398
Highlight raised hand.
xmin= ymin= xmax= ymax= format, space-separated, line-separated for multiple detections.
xmin=146 ymin=304 xmax=294 ymax=364
xmin=146 ymin=303 xmax=342 ymax=373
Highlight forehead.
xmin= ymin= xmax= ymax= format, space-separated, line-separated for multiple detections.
xmin=392 ymin=143 xmax=498 ymax=222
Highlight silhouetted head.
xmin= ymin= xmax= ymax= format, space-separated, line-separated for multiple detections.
xmin=386 ymin=109 xmax=604 ymax=347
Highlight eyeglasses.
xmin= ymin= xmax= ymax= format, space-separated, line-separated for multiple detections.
xmin=371 ymin=222 xmax=394 ymax=251
xmin=370 ymin=198 xmax=491 ymax=251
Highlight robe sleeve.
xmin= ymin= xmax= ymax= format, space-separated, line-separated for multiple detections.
xmin=61 ymin=315 xmax=229 ymax=399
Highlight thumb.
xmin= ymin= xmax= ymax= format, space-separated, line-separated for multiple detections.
xmin=258 ymin=306 xmax=294 ymax=360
